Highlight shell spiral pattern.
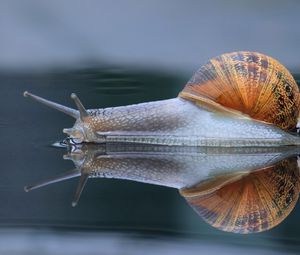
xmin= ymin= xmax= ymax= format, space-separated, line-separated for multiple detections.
xmin=180 ymin=51 xmax=300 ymax=130
xmin=181 ymin=157 xmax=300 ymax=234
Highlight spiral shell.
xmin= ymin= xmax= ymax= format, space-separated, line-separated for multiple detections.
xmin=179 ymin=51 xmax=300 ymax=130
xmin=180 ymin=157 xmax=300 ymax=234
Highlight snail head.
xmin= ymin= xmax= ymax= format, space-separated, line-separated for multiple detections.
xmin=23 ymin=91 xmax=98 ymax=143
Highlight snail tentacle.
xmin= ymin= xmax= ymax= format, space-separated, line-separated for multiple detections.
xmin=23 ymin=91 xmax=79 ymax=119
xmin=70 ymin=93 xmax=89 ymax=121
xmin=24 ymin=168 xmax=80 ymax=192
xmin=72 ymin=174 xmax=89 ymax=207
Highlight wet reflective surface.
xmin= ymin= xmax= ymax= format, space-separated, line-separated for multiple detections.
xmin=3 ymin=0 xmax=300 ymax=253
xmin=2 ymin=69 xmax=300 ymax=253
xmin=26 ymin=142 xmax=300 ymax=234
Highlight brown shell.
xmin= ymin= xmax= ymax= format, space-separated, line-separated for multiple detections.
xmin=179 ymin=51 xmax=300 ymax=130
xmin=180 ymin=157 xmax=300 ymax=234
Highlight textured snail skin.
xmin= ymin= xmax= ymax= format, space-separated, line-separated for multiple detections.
xmin=25 ymin=144 xmax=299 ymax=205
xmin=24 ymin=52 xmax=300 ymax=146
xmin=67 ymin=144 xmax=300 ymax=188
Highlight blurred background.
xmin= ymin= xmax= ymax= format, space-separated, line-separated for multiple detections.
xmin=1 ymin=0 xmax=300 ymax=73
xmin=1 ymin=0 xmax=300 ymax=254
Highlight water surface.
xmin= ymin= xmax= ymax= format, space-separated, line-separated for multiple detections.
xmin=1 ymin=68 xmax=300 ymax=254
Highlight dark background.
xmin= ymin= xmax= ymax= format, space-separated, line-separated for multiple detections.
xmin=1 ymin=0 xmax=300 ymax=254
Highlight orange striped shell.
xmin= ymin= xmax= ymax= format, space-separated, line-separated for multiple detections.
xmin=180 ymin=157 xmax=300 ymax=234
xmin=179 ymin=52 xmax=300 ymax=131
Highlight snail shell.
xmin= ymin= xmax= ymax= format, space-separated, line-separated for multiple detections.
xmin=180 ymin=51 xmax=300 ymax=130
xmin=180 ymin=156 xmax=300 ymax=234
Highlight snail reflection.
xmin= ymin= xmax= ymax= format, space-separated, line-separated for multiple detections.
xmin=25 ymin=142 xmax=300 ymax=234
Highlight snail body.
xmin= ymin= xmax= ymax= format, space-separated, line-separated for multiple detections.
xmin=24 ymin=51 xmax=300 ymax=146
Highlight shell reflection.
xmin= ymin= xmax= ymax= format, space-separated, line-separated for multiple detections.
xmin=25 ymin=143 xmax=300 ymax=234
xmin=181 ymin=158 xmax=300 ymax=234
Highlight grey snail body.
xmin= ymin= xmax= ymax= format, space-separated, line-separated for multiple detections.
xmin=24 ymin=51 xmax=300 ymax=147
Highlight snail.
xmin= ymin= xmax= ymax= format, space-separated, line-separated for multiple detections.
xmin=24 ymin=51 xmax=300 ymax=146
xmin=25 ymin=143 xmax=300 ymax=234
